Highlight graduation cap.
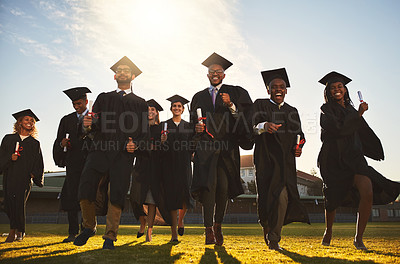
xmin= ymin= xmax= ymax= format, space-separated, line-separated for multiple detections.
xmin=261 ymin=68 xmax=290 ymax=88
xmin=63 ymin=87 xmax=91 ymax=101
xmin=319 ymin=71 xmax=352 ymax=86
xmin=166 ymin=95 xmax=190 ymax=105
xmin=110 ymin=56 xmax=142 ymax=77
xmin=12 ymin=109 xmax=40 ymax=122
xmin=147 ymin=99 xmax=163 ymax=111
xmin=202 ymin=52 xmax=233 ymax=71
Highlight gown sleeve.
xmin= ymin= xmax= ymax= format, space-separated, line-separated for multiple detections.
xmin=320 ymin=103 xmax=362 ymax=137
xmin=31 ymin=141 xmax=44 ymax=187
xmin=53 ymin=117 xmax=67 ymax=167
xmin=0 ymin=135 xmax=12 ymax=174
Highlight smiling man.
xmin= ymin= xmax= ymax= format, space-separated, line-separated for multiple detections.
xmin=53 ymin=87 xmax=91 ymax=243
xmin=74 ymin=56 xmax=148 ymax=250
xmin=252 ymin=68 xmax=310 ymax=250
xmin=190 ymin=52 xmax=253 ymax=246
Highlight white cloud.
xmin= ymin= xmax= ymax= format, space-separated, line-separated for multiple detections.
xmin=41 ymin=0 xmax=262 ymax=102
xmin=52 ymin=38 xmax=62 ymax=44
xmin=10 ymin=8 xmax=25 ymax=16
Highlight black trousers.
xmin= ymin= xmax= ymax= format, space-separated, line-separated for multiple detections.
xmin=67 ymin=210 xmax=80 ymax=235
xmin=200 ymin=162 xmax=229 ymax=227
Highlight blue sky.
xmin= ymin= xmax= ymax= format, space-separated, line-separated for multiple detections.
xmin=1 ymin=0 xmax=399 ymax=181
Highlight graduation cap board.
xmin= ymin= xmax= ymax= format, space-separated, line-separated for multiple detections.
xmin=147 ymin=99 xmax=163 ymax=112
xmin=319 ymin=71 xmax=352 ymax=86
xmin=202 ymin=52 xmax=233 ymax=71
xmin=12 ymin=109 xmax=40 ymax=122
xmin=63 ymin=87 xmax=91 ymax=101
xmin=110 ymin=56 xmax=142 ymax=77
xmin=261 ymin=68 xmax=291 ymax=88
xmin=166 ymin=95 xmax=190 ymax=105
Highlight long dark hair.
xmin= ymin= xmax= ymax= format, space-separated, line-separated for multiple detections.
xmin=324 ymin=82 xmax=353 ymax=106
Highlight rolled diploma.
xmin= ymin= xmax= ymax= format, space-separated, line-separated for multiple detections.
xmin=197 ymin=108 xmax=203 ymax=124
xmin=163 ymin=122 xmax=167 ymax=135
xmin=15 ymin=142 xmax=19 ymax=154
xmin=357 ymin=91 xmax=363 ymax=102
xmin=296 ymin=134 xmax=301 ymax=145
xmin=88 ymin=100 xmax=93 ymax=116
xmin=63 ymin=133 xmax=69 ymax=152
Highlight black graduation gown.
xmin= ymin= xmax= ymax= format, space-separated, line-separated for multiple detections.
xmin=190 ymin=84 xmax=253 ymax=201
xmin=161 ymin=119 xmax=194 ymax=211
xmin=0 ymin=134 xmax=44 ymax=231
xmin=130 ymin=124 xmax=171 ymax=224
xmin=53 ymin=112 xmax=88 ymax=212
xmin=318 ymin=102 xmax=400 ymax=211
xmin=78 ymin=91 xmax=149 ymax=211
xmin=252 ymin=99 xmax=310 ymax=229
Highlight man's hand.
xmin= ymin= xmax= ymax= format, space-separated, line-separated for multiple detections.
xmin=61 ymin=138 xmax=70 ymax=147
xmin=220 ymin=93 xmax=232 ymax=107
xmin=161 ymin=133 xmax=167 ymax=143
xmin=126 ymin=137 xmax=136 ymax=153
xmin=265 ymin=122 xmax=282 ymax=134
xmin=11 ymin=153 xmax=18 ymax=161
xmin=358 ymin=102 xmax=368 ymax=117
xmin=195 ymin=123 xmax=205 ymax=133
xmin=294 ymin=146 xmax=302 ymax=157
xmin=83 ymin=115 xmax=92 ymax=128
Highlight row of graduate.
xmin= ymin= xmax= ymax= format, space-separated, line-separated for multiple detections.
xmin=1 ymin=53 xmax=400 ymax=251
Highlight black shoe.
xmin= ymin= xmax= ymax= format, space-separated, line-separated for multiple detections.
xmin=178 ymin=227 xmax=184 ymax=236
xmin=62 ymin=234 xmax=76 ymax=243
xmin=73 ymin=228 xmax=96 ymax=246
xmin=137 ymin=232 xmax=144 ymax=238
xmin=103 ymin=238 xmax=115 ymax=250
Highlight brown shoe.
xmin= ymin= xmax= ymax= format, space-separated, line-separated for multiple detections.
xmin=5 ymin=229 xmax=16 ymax=243
xmin=353 ymin=239 xmax=368 ymax=251
xmin=205 ymin=227 xmax=215 ymax=245
xmin=268 ymin=241 xmax=282 ymax=251
xmin=213 ymin=223 xmax=223 ymax=246
xmin=321 ymin=230 xmax=332 ymax=246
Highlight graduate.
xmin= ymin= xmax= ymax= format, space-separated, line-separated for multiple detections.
xmin=252 ymin=68 xmax=309 ymax=250
xmin=161 ymin=95 xmax=194 ymax=242
xmin=74 ymin=56 xmax=149 ymax=249
xmin=190 ymin=52 xmax=253 ymax=245
xmin=318 ymin=71 xmax=400 ymax=250
xmin=0 ymin=109 xmax=44 ymax=242
xmin=53 ymin=87 xmax=91 ymax=243
xmin=129 ymin=99 xmax=170 ymax=242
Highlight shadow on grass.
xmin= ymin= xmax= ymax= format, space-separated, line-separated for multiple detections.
xmin=0 ymin=241 xmax=64 ymax=254
xmin=369 ymin=249 xmax=400 ymax=258
xmin=280 ymin=249 xmax=377 ymax=264
xmin=1 ymin=240 xmax=184 ymax=264
xmin=199 ymin=246 xmax=240 ymax=264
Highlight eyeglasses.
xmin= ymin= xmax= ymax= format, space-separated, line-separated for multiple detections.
xmin=116 ymin=68 xmax=131 ymax=74
xmin=208 ymin=70 xmax=224 ymax=74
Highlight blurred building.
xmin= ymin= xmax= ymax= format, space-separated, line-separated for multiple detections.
xmin=1 ymin=156 xmax=399 ymax=225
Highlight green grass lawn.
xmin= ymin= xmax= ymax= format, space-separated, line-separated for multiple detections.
xmin=1 ymin=222 xmax=399 ymax=263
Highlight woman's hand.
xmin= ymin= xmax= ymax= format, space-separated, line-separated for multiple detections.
xmin=11 ymin=153 xmax=18 ymax=161
xmin=358 ymin=102 xmax=368 ymax=116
